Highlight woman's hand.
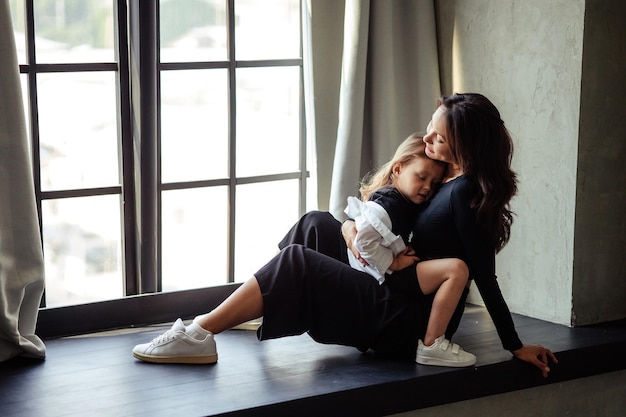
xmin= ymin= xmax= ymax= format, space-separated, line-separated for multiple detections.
xmin=341 ymin=220 xmax=368 ymax=266
xmin=513 ymin=345 xmax=558 ymax=378
xmin=389 ymin=247 xmax=420 ymax=271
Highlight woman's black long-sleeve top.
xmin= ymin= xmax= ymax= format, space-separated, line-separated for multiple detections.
xmin=412 ymin=174 xmax=523 ymax=351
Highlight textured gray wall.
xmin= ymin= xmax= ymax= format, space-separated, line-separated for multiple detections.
xmin=436 ymin=0 xmax=587 ymax=325
xmin=394 ymin=1 xmax=626 ymax=414
xmin=572 ymin=0 xmax=626 ymax=325
xmin=313 ymin=0 xmax=626 ymax=326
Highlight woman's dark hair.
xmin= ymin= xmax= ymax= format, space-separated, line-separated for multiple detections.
xmin=437 ymin=93 xmax=518 ymax=252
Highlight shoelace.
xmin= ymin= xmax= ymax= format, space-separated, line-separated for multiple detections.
xmin=150 ymin=328 xmax=183 ymax=345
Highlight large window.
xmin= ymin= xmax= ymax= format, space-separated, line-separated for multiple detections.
xmin=9 ymin=0 xmax=309 ymax=309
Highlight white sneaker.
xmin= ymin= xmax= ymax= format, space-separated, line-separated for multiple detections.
xmin=415 ymin=335 xmax=476 ymax=367
xmin=132 ymin=319 xmax=218 ymax=364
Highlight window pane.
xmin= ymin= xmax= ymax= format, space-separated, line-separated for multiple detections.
xmin=20 ymin=74 xmax=30 ymax=145
xmin=42 ymin=195 xmax=123 ymax=307
xmin=161 ymin=69 xmax=229 ymax=183
xmin=234 ymin=180 xmax=300 ymax=281
xmin=162 ymin=187 xmax=228 ymax=291
xmin=236 ymin=67 xmax=300 ymax=177
xmin=160 ymin=0 xmax=227 ymax=63
xmin=8 ymin=0 xmax=26 ymax=65
xmin=33 ymin=0 xmax=115 ymax=64
xmin=37 ymin=72 xmax=119 ymax=191
xmin=235 ymin=0 xmax=300 ymax=60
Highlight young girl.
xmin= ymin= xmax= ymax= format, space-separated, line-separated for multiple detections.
xmin=344 ymin=134 xmax=476 ymax=367
xmin=344 ymin=134 xmax=444 ymax=284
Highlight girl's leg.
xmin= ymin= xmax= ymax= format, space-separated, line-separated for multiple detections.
xmin=416 ymin=259 xmax=468 ymax=346
xmin=445 ymin=282 xmax=471 ymax=340
xmin=194 ymin=277 xmax=263 ymax=334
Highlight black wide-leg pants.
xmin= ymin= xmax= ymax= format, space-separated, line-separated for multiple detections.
xmin=254 ymin=211 xmax=432 ymax=361
xmin=278 ymin=211 xmax=350 ymax=264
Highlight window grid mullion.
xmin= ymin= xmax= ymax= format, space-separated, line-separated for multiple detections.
xmin=156 ymin=0 xmax=163 ymax=293
xmin=116 ymin=0 xmax=139 ymax=296
xmin=298 ymin=5 xmax=307 ymax=216
xmin=227 ymin=0 xmax=237 ymax=283
xmin=24 ymin=0 xmax=45 ymax=306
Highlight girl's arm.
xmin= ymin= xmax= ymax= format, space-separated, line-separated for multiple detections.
xmin=352 ymin=220 xmax=395 ymax=276
xmin=342 ymin=219 xmax=365 ymax=265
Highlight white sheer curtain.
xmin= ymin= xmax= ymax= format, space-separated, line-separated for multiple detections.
xmin=305 ymin=0 xmax=441 ymax=216
xmin=0 ymin=1 xmax=46 ymax=362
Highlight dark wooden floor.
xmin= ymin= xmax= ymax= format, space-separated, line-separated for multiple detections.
xmin=2 ymin=305 xmax=626 ymax=417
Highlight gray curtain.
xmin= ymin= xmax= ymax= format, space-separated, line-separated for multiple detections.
xmin=306 ymin=0 xmax=441 ymax=216
xmin=0 ymin=1 xmax=46 ymax=362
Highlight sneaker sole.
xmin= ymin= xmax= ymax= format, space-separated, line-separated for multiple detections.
xmin=416 ymin=356 xmax=476 ymax=367
xmin=132 ymin=351 xmax=218 ymax=364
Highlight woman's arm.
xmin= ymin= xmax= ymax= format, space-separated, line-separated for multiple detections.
xmin=449 ymin=179 xmax=522 ymax=349
xmin=450 ymin=179 xmax=557 ymax=375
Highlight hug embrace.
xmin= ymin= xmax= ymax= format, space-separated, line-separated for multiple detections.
xmin=132 ymin=93 xmax=558 ymax=378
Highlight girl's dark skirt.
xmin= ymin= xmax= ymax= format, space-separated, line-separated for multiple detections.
xmin=254 ymin=211 xmax=434 ymax=361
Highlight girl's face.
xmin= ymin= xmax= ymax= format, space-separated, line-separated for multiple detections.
xmin=392 ymin=157 xmax=444 ymax=205
xmin=423 ymin=106 xmax=456 ymax=164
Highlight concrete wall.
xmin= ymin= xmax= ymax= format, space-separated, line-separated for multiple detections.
xmin=309 ymin=0 xmax=626 ymax=326
xmin=572 ymin=0 xmax=626 ymax=325
xmin=436 ymin=0 xmax=626 ymax=326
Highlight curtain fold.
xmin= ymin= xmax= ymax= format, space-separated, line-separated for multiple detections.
xmin=0 ymin=1 xmax=46 ymax=362
xmin=330 ymin=0 xmax=372 ymax=218
xmin=308 ymin=0 xmax=441 ymax=217
xmin=301 ymin=0 xmax=319 ymax=210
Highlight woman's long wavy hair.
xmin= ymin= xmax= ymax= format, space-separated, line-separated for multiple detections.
xmin=437 ymin=93 xmax=518 ymax=253
xmin=359 ymin=133 xmax=445 ymax=202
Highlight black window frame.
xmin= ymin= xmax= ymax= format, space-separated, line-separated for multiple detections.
xmin=13 ymin=0 xmax=306 ymax=338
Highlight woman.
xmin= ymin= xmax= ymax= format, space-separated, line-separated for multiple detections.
xmin=345 ymin=93 xmax=554 ymax=369
xmin=132 ymin=93 xmax=557 ymax=376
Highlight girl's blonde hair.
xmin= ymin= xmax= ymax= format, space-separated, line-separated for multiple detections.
xmin=359 ymin=133 xmax=445 ymax=202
